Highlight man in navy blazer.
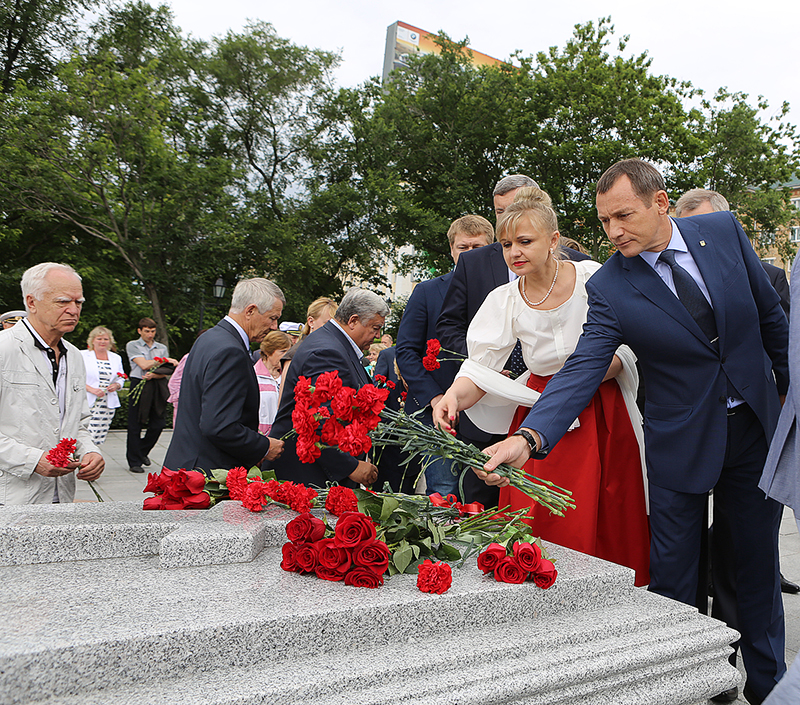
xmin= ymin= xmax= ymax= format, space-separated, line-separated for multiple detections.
xmin=477 ymin=160 xmax=788 ymax=704
xmin=163 ymin=278 xmax=285 ymax=473
xmin=271 ymin=288 xmax=386 ymax=489
xmin=396 ymin=215 xmax=494 ymax=496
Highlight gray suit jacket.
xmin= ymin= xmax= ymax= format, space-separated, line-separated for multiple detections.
xmin=760 ymin=252 xmax=800 ymax=511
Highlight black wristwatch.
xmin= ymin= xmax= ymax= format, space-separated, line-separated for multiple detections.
xmin=512 ymin=429 xmax=537 ymax=458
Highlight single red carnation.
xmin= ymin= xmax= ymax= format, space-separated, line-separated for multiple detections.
xmin=286 ymin=484 xmax=318 ymax=513
xmin=242 ymin=481 xmax=269 ymax=512
xmin=292 ymin=405 xmax=319 ymax=437
xmin=337 ymin=421 xmax=372 ymax=456
xmin=354 ymin=385 xmax=389 ymax=416
xmin=46 ymin=438 xmax=77 ymax=468
xmin=294 ymin=376 xmax=314 ymax=407
xmin=417 ymin=559 xmax=453 ymax=594
xmin=311 ymin=370 xmax=343 ymax=405
xmin=296 ymin=434 xmax=322 ymax=464
xmin=422 ymin=353 xmax=440 ymax=371
xmin=331 ymin=386 xmax=356 ymax=422
xmin=325 ymin=485 xmax=358 ymax=516
xmin=532 ymin=558 xmax=558 ymax=589
xmin=426 ymin=339 xmax=441 ymax=356
xmin=320 ymin=417 xmax=344 ymax=446
xmin=225 ymin=467 xmax=249 ymax=501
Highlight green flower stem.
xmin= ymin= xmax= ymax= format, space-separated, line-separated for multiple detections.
xmin=87 ymin=480 xmax=104 ymax=502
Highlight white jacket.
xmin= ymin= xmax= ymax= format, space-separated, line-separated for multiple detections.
xmin=0 ymin=323 xmax=100 ymax=504
xmin=80 ymin=349 xmax=125 ymax=409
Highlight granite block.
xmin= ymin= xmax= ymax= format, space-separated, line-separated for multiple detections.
xmin=0 ymin=501 xmax=740 ymax=705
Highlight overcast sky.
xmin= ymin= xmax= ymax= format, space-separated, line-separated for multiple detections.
xmin=165 ymin=0 xmax=798 ymax=136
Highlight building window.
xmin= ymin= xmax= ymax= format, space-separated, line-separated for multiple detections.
xmin=791 ymin=226 xmax=800 ymax=243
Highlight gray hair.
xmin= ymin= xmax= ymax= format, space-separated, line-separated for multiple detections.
xmin=334 ymin=288 xmax=389 ymax=324
xmin=493 ymin=174 xmax=539 ymax=198
xmin=229 ymin=278 xmax=285 ymax=314
xmin=21 ymin=263 xmax=82 ymax=312
xmin=674 ymin=188 xmax=730 ymax=217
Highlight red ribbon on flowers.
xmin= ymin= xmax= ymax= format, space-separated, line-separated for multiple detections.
xmin=428 ymin=492 xmax=484 ymax=517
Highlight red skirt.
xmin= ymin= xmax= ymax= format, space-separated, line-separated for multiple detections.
xmin=502 ymin=373 xmax=650 ymax=586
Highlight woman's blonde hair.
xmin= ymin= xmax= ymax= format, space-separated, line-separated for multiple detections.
xmin=301 ymin=297 xmax=338 ymax=338
xmin=496 ymin=186 xmax=561 ymax=258
xmin=260 ymin=330 xmax=292 ymax=359
xmin=87 ymin=326 xmax=117 ymax=352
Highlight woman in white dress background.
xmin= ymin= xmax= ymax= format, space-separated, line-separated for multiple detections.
xmin=434 ymin=188 xmax=650 ymax=585
xmin=81 ymin=326 xmax=126 ymax=445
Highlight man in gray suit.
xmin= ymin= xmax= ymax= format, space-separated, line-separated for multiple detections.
xmin=760 ymin=249 xmax=800 ymax=704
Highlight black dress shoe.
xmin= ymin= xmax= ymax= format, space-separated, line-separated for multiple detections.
xmin=743 ymin=683 xmax=763 ymax=705
xmin=142 ymin=456 xmax=151 ymax=467
xmin=710 ymin=686 xmax=738 ymax=702
xmin=780 ymin=573 xmax=800 ymax=594
xmin=129 ymin=465 xmax=144 ymax=474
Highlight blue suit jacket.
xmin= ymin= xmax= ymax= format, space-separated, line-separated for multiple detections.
xmin=271 ymin=321 xmax=372 ymax=488
xmin=760 ymin=251 xmax=800 ymax=511
xmin=521 ymin=211 xmax=788 ymax=494
xmin=396 ymin=272 xmax=488 ymax=440
xmin=163 ymin=319 xmax=270 ymax=472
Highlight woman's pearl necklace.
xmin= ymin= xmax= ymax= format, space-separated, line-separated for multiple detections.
xmin=520 ymin=258 xmax=559 ymax=307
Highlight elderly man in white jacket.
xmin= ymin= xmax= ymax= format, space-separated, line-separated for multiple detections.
xmin=0 ymin=262 xmax=103 ymax=505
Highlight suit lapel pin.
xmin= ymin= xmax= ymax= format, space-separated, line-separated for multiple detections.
xmin=699 ymin=240 xmax=706 ymax=246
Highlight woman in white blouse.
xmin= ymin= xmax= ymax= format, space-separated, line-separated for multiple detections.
xmin=81 ymin=326 xmax=126 ymax=445
xmin=434 ymin=188 xmax=650 ymax=586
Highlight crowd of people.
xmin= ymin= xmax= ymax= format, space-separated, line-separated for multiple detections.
xmin=2 ymin=156 xmax=800 ymax=703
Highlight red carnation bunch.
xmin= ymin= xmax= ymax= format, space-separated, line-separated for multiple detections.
xmin=46 ymin=438 xmax=77 ymax=468
xmin=224 ymin=469 xmax=318 ymax=513
xmin=477 ymin=540 xmax=558 ymax=588
xmin=289 ymin=371 xmax=389 ymax=464
xmin=325 ymin=485 xmax=358 ymax=516
xmin=153 ymin=356 xmax=168 ymax=364
xmin=422 ymin=338 xmax=466 ymax=372
xmin=422 ymin=339 xmax=442 ymax=371
xmin=281 ymin=510 xmax=388 ymax=588
xmin=142 ymin=468 xmax=211 ymax=510
xmin=416 ymin=559 xmax=453 ymax=594
xmin=372 ymin=373 xmax=396 ymax=390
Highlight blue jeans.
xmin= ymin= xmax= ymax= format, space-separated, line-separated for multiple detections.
xmin=423 ymin=455 xmax=459 ymax=497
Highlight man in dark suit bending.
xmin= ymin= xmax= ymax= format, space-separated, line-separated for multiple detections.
xmin=271 ymin=288 xmax=387 ymax=489
xmin=163 ymin=278 xmax=285 ymax=473
xmin=474 ymin=160 xmax=788 ymax=705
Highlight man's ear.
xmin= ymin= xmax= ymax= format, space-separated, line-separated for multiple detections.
xmin=347 ymin=315 xmax=360 ymax=330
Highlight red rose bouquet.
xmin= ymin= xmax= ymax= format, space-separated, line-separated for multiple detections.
xmin=477 ymin=538 xmax=558 ymax=589
xmin=142 ymin=467 xmax=211 ymax=510
xmin=280 ymin=510 xmax=389 ymax=588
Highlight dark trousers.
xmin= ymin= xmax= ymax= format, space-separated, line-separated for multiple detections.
xmin=648 ymin=404 xmax=785 ymax=700
xmin=126 ymin=378 xmax=166 ymax=468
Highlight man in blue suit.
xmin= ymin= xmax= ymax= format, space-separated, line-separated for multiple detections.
xmin=164 ymin=278 xmax=285 ymax=473
xmin=396 ymin=215 xmax=494 ymax=496
xmin=272 ymin=288 xmax=387 ymax=489
xmin=477 ymin=159 xmax=788 ymax=704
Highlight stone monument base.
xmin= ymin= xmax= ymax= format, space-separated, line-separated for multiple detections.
xmin=0 ymin=501 xmax=739 ymax=704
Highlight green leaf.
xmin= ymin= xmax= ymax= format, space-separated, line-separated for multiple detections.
xmin=392 ymin=541 xmax=414 ymax=573
xmin=379 ymin=496 xmax=400 ymax=522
